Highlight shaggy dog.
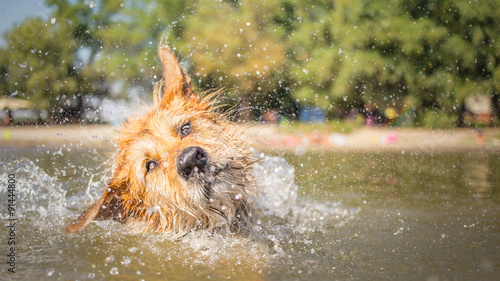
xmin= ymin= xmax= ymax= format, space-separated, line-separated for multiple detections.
xmin=66 ymin=47 xmax=256 ymax=237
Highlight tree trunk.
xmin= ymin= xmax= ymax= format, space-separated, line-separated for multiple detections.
xmin=74 ymin=94 xmax=84 ymax=123
xmin=492 ymin=91 xmax=499 ymax=127
xmin=455 ymin=100 xmax=465 ymax=127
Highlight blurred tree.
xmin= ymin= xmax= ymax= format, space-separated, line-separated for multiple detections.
xmin=283 ymin=0 xmax=500 ymax=126
xmin=283 ymin=0 xmax=447 ymax=123
xmin=0 ymin=0 xmax=187 ymax=122
xmin=282 ymin=0 xmax=341 ymax=111
xmin=414 ymin=0 xmax=500 ymax=126
xmin=1 ymin=17 xmax=80 ymax=120
xmin=178 ymin=0 xmax=289 ymax=120
xmin=0 ymin=1 xmax=108 ymax=122
xmin=0 ymin=0 xmax=498 ymax=127
xmin=86 ymin=0 xmax=191 ymax=92
xmin=0 ymin=49 xmax=8 ymax=95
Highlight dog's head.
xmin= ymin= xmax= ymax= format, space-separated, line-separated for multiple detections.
xmin=66 ymin=48 xmax=255 ymax=236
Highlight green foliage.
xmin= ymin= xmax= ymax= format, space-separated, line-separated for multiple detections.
xmin=0 ymin=0 xmax=187 ymax=120
xmin=0 ymin=0 xmax=498 ymax=125
xmin=176 ymin=0 xmax=288 ymax=119
xmin=284 ymin=0 xmax=499 ymax=124
xmin=3 ymin=17 xmax=79 ymax=109
xmin=418 ymin=110 xmax=457 ymax=129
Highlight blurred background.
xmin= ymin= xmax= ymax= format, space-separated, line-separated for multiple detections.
xmin=0 ymin=0 xmax=499 ymax=129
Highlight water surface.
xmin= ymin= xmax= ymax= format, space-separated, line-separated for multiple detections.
xmin=0 ymin=146 xmax=499 ymax=280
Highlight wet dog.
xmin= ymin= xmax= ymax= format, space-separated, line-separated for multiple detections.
xmin=66 ymin=47 xmax=256 ymax=237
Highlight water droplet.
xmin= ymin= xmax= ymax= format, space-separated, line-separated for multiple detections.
xmin=121 ymin=256 xmax=131 ymax=266
xmin=104 ymin=255 xmax=115 ymax=263
xmin=47 ymin=268 xmax=55 ymax=276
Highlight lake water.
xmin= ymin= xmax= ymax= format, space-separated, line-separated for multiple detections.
xmin=0 ymin=146 xmax=499 ymax=280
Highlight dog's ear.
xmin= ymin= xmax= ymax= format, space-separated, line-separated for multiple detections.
xmin=158 ymin=47 xmax=192 ymax=101
xmin=66 ymin=188 xmax=123 ymax=233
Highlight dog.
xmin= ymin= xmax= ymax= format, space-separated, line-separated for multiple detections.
xmin=66 ymin=47 xmax=256 ymax=237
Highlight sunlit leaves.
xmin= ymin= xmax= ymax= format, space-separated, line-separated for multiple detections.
xmin=0 ymin=0 xmax=498 ymax=124
xmin=178 ymin=0 xmax=286 ymax=103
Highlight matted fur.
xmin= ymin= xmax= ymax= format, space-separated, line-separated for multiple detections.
xmin=66 ymin=47 xmax=256 ymax=238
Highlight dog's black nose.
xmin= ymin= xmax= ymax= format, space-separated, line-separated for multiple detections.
xmin=177 ymin=146 xmax=207 ymax=180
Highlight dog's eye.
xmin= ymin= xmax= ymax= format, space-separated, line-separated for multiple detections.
xmin=180 ymin=123 xmax=191 ymax=137
xmin=146 ymin=161 xmax=157 ymax=173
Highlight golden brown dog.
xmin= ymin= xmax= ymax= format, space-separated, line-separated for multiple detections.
xmin=66 ymin=47 xmax=256 ymax=237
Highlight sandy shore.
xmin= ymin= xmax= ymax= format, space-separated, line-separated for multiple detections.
xmin=0 ymin=124 xmax=499 ymax=152
xmin=0 ymin=124 xmax=117 ymax=150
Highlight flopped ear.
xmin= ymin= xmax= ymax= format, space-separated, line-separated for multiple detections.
xmin=158 ymin=47 xmax=192 ymax=102
xmin=66 ymin=188 xmax=124 ymax=233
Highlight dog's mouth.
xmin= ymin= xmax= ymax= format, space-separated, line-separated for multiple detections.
xmin=201 ymin=165 xmax=221 ymax=200
xmin=177 ymin=151 xmax=247 ymax=207
xmin=190 ymin=163 xmax=223 ymax=200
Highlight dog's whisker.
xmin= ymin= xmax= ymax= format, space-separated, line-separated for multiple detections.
xmin=209 ymin=206 xmax=229 ymax=221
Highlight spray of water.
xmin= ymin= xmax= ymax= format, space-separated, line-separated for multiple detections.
xmin=0 ymin=152 xmax=359 ymax=268
xmin=0 ymin=158 xmax=68 ymax=229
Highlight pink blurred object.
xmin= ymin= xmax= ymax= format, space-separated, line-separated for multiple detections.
xmin=380 ymin=132 xmax=398 ymax=145
xmin=284 ymin=136 xmax=301 ymax=147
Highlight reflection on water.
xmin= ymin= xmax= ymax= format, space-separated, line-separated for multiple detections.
xmin=0 ymin=147 xmax=499 ymax=280
xmin=465 ymin=161 xmax=492 ymax=200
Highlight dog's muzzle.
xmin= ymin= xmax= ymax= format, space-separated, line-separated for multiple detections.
xmin=177 ymin=146 xmax=208 ymax=180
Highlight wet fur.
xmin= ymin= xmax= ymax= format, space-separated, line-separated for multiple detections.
xmin=66 ymin=47 xmax=256 ymax=237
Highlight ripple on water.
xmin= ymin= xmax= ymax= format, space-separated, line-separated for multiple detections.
xmin=0 ymin=153 xmax=360 ymax=280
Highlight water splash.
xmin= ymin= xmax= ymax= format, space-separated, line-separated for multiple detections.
xmin=0 ymin=158 xmax=69 ymax=229
xmin=253 ymin=154 xmax=360 ymax=232
xmin=253 ymin=155 xmax=297 ymax=217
